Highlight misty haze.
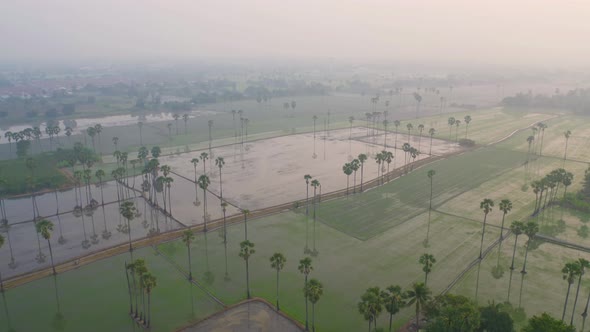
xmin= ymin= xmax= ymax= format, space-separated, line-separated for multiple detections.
xmin=1 ymin=1 xmax=590 ymax=332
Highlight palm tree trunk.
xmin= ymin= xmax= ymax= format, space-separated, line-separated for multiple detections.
xmin=479 ymin=213 xmax=488 ymax=258
xmin=500 ymin=213 xmax=506 ymax=240
xmin=276 ymin=269 xmax=280 ymax=310
xmin=147 ymin=292 xmax=151 ymax=327
xmin=510 ymin=236 xmax=519 ymax=270
xmin=312 ymin=303 xmax=316 ymax=332
xmin=389 ymin=312 xmax=393 ymax=332
xmin=127 ymin=218 xmax=133 ymax=260
xmin=360 ymin=164 xmax=364 ymax=192
xmin=203 ymin=188 xmax=207 ymax=231
xmin=572 ymin=273 xmax=584 ymax=325
xmin=246 ymin=259 xmax=251 ymax=299
xmin=219 ymin=169 xmax=223 ymax=199
xmin=125 ymin=263 xmax=133 ymax=314
xmin=564 ymin=282 xmax=573 ymax=321
xmin=306 ymin=184 xmax=309 ymax=216
xmin=132 ymin=272 xmax=139 ymax=317
xmin=521 ymin=242 xmax=530 ymax=274
xmin=346 ymin=175 xmax=349 ymax=195
xmin=187 ymin=244 xmax=193 ymax=280
xmin=305 ymin=275 xmax=309 ymax=331
xmin=48 ymin=239 xmax=56 ymax=275
xmin=429 ymin=135 xmax=433 ymax=156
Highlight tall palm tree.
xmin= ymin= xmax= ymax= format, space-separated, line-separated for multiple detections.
xmin=413 ymin=93 xmax=422 ymax=118
xmin=571 ymin=258 xmax=590 ymax=326
xmin=562 ymin=262 xmax=581 ymax=321
xmin=119 ymin=201 xmax=137 ymax=259
xmin=428 ymin=128 xmax=436 ymax=156
xmin=509 ymin=221 xmax=525 ymax=270
xmin=358 ymin=154 xmax=367 ymax=192
xmin=351 ymin=160 xmax=360 ymax=193
xmin=383 ymin=120 xmax=389 ymax=148
xmin=348 ymin=116 xmax=355 ymax=139
xmin=538 ymin=122 xmax=547 ymax=156
xmin=182 ymin=114 xmax=189 ymax=134
xmin=270 ymin=253 xmax=287 ymax=310
xmin=383 ymin=285 xmax=405 ymax=332
xmin=197 ymin=175 xmax=210 ymax=231
xmin=173 ymin=114 xmax=180 ymax=135
xmin=166 ymin=123 xmax=173 ymax=140
xmin=499 ymin=199 xmax=512 ymax=240
xmin=374 ymin=153 xmax=383 ymax=185
xmin=36 ymin=219 xmax=56 ymax=275
xmin=342 ymin=163 xmax=353 ymax=195
xmin=299 ymin=257 xmax=313 ymax=331
xmin=454 ymin=120 xmax=461 ymax=142
xmin=521 ymin=221 xmax=539 ymax=274
xmin=304 ymin=174 xmax=312 ymax=216
xmin=464 ymin=115 xmax=472 ymax=138
xmin=239 ymin=240 xmax=255 ymax=299
xmin=200 ymin=152 xmax=209 ymax=175
xmin=393 ymin=120 xmax=401 ymax=149
xmin=425 ymin=170 xmax=436 ymax=246
xmin=182 ymin=230 xmax=195 ymax=280
xmin=406 ymin=123 xmax=413 ymax=144
xmin=417 ymin=124 xmax=424 ymax=151
xmin=479 ymin=198 xmax=494 ymax=258
xmin=305 ymin=278 xmax=324 ymax=332
xmin=564 ymin=130 xmax=572 ymax=162
xmin=208 ymin=120 xmax=214 ymax=152
xmin=419 ymin=253 xmax=436 ymax=285
xmin=142 ymin=272 xmax=157 ymax=328
xmin=447 ymin=117 xmax=456 ymax=139
xmin=405 ymin=282 xmax=431 ymax=329
xmin=215 ymin=157 xmax=225 ymax=199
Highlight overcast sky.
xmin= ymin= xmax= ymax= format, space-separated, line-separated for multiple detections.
xmin=1 ymin=0 xmax=590 ymax=67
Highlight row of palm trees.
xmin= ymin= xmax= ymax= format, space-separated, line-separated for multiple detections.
xmin=530 ymin=168 xmax=574 ymax=215
xmin=125 ymin=258 xmax=158 ymax=328
xmin=446 ymin=115 xmax=472 ymax=142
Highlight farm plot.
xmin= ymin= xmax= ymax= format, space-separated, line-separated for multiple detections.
xmin=316 ymin=146 xmax=525 ymax=240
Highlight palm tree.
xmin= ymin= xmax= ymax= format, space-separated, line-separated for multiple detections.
xmin=564 ymin=130 xmax=572 ymax=162
xmin=447 ymin=117 xmax=456 ymax=139
xmin=299 ymin=257 xmax=313 ymax=331
xmin=173 ymin=114 xmax=180 ymax=135
xmin=182 ymin=230 xmax=195 ymax=280
xmin=342 ymin=163 xmax=353 ymax=195
xmin=393 ymin=120 xmax=401 ymax=149
xmin=417 ymin=124 xmax=424 ymax=151
xmin=182 ymin=114 xmax=189 ymax=134
xmin=464 ymin=115 xmax=472 ymax=138
xmin=190 ymin=158 xmax=199 ymax=182
xmin=270 ymin=253 xmax=287 ymax=310
xmin=197 ymin=175 xmax=210 ymax=230
xmin=142 ymin=272 xmax=157 ymax=328
xmin=358 ymin=154 xmax=367 ymax=192
xmin=571 ymin=258 xmax=590 ymax=326
xmin=166 ymin=123 xmax=173 ymax=140
xmin=383 ymin=285 xmax=405 ymax=332
xmin=358 ymin=287 xmax=383 ymax=332
xmin=119 ymin=201 xmax=137 ymax=259
xmin=454 ymin=120 xmax=461 ymax=142
xmin=305 ymin=278 xmax=324 ymax=332
xmin=405 ymin=282 xmax=431 ymax=329
xmin=413 ymin=93 xmax=422 ymax=118
xmin=215 ymin=157 xmax=225 ymax=199
xmin=509 ymin=221 xmax=525 ymax=270
xmin=499 ymin=199 xmax=512 ymax=240
xmin=0 ymin=233 xmax=5 ymax=290
xmin=428 ymin=128 xmax=436 ymax=156
xmin=562 ymin=262 xmax=581 ymax=321
xmin=374 ymin=153 xmax=383 ymax=185
xmin=406 ymin=123 xmax=413 ymax=143
xmin=419 ymin=253 xmax=436 ymax=285
xmin=200 ymin=152 xmax=209 ymax=175
xmin=36 ymin=219 xmax=56 ymax=275
xmin=304 ymin=174 xmax=312 ymax=216
xmin=348 ymin=116 xmax=355 ymax=139
xmin=351 ymin=159 xmax=360 ymax=193
xmin=521 ymin=221 xmax=539 ymax=274
xmin=425 ymin=170 xmax=436 ymax=246
xmin=538 ymin=122 xmax=547 ymax=156
xmin=479 ymin=198 xmax=494 ymax=258
xmin=239 ymin=240 xmax=255 ymax=299
xmin=383 ymin=120 xmax=389 ymax=148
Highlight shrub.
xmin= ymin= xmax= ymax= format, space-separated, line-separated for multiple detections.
xmin=458 ymin=138 xmax=476 ymax=147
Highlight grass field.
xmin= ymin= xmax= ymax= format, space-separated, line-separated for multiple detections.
xmin=496 ymin=114 xmax=590 ymax=162
xmin=0 ymin=152 xmax=70 ymax=194
xmin=452 ymin=232 xmax=590 ymax=331
xmin=317 ymin=146 xmax=525 ymax=240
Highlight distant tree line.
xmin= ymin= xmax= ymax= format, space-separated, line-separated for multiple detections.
xmin=502 ymin=88 xmax=590 ymax=114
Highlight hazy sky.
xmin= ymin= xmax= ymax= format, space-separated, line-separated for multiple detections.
xmin=2 ymin=0 xmax=590 ymax=67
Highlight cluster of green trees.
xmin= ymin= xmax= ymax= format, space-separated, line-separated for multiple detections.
xmin=125 ymin=259 xmax=158 ymax=328
xmin=530 ymin=168 xmax=574 ymax=215
xmin=447 ymin=115 xmax=472 ymax=142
